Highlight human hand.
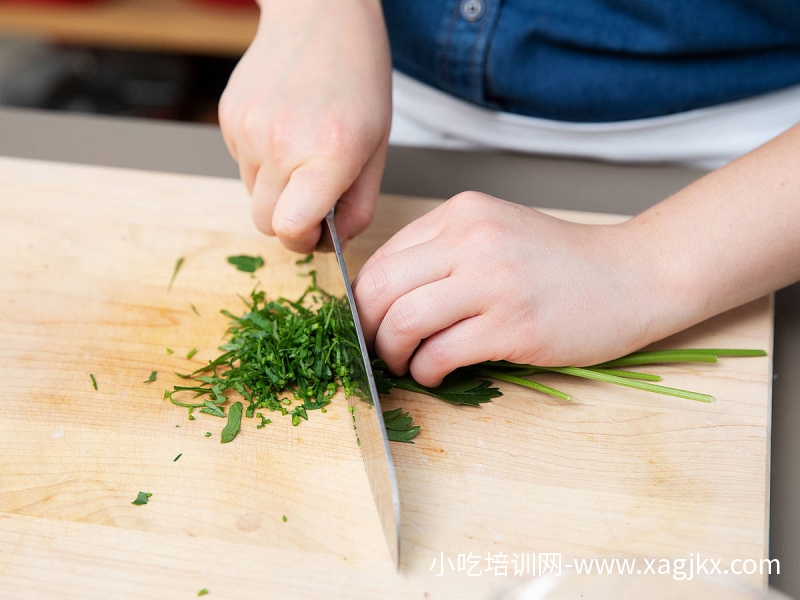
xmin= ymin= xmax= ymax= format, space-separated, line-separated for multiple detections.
xmin=353 ymin=192 xmax=662 ymax=387
xmin=219 ymin=0 xmax=392 ymax=252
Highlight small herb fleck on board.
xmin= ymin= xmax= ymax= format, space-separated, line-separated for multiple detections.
xmin=186 ymin=347 xmax=198 ymax=360
xmin=227 ymin=255 xmax=264 ymax=273
xmin=168 ymin=257 xmax=184 ymax=291
xmin=90 ymin=374 xmax=98 ymax=390
xmin=131 ymin=492 xmax=152 ymax=506
xmin=174 ymin=453 xmax=182 ymax=462
xmin=143 ymin=371 xmax=157 ymax=384
xmin=198 ymin=590 xmax=209 ymax=597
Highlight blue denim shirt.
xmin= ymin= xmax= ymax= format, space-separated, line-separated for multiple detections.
xmin=382 ymin=1 xmax=800 ymax=122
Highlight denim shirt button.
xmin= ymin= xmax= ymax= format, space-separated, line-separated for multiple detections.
xmin=460 ymin=0 xmax=485 ymax=22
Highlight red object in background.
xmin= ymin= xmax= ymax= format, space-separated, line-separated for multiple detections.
xmin=0 ymin=0 xmax=109 ymax=4
xmin=190 ymin=0 xmax=257 ymax=6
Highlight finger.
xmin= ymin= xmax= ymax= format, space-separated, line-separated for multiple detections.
xmin=356 ymin=200 xmax=450 ymax=277
xmin=239 ymin=160 xmax=259 ymax=196
xmin=409 ymin=315 xmax=505 ymax=388
xmin=353 ymin=238 xmax=453 ymax=345
xmin=251 ymin=166 xmax=287 ymax=236
xmin=272 ymin=157 xmax=359 ymax=253
xmin=374 ymin=277 xmax=483 ymax=376
xmin=334 ymin=143 xmax=387 ymax=246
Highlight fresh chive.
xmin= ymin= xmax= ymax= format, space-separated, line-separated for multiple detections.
xmin=174 ymin=453 xmax=182 ymax=462
xmin=168 ymin=257 xmax=184 ymax=291
xmin=594 ymin=350 xmax=719 ymax=368
xmin=186 ymin=347 xmax=198 ymax=360
xmin=90 ymin=374 xmax=98 ymax=390
xmin=585 ymin=368 xmax=662 ymax=382
xmin=478 ymin=368 xmax=572 ymax=402
xmin=542 ymin=366 xmax=716 ymax=403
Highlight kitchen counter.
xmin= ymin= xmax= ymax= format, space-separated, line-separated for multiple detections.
xmin=1 ymin=106 xmax=797 ymax=598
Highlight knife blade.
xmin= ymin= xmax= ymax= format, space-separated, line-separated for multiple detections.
xmin=319 ymin=207 xmax=401 ymax=568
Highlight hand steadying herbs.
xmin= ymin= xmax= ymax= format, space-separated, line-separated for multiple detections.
xmin=165 ymin=255 xmax=763 ymax=445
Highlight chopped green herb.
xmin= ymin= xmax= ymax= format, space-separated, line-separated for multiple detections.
xmin=200 ymin=400 xmax=226 ymax=418
xmin=174 ymin=453 xmax=182 ymax=462
xmin=166 ymin=348 xmax=174 ymax=355
xmin=295 ymin=253 xmax=314 ymax=265
xmin=205 ymin=432 xmax=212 ymax=437
xmin=186 ymin=347 xmax=198 ymax=360
xmin=321 ymin=407 xmax=327 ymax=414
xmin=168 ymin=257 xmax=184 ymax=291
xmin=198 ymin=590 xmax=209 ymax=597
xmin=191 ymin=303 xmax=200 ymax=316
xmin=221 ymin=401 xmax=242 ymax=443
xmin=383 ymin=408 xmax=420 ymax=443
xmin=227 ymin=255 xmax=264 ymax=273
xmin=256 ymin=413 xmax=271 ymax=429
xmin=90 ymin=374 xmax=97 ymax=390
xmin=131 ymin=492 xmax=152 ymax=506
xmin=143 ymin=371 xmax=157 ymax=384
xmin=282 ymin=515 xmax=287 ymax=522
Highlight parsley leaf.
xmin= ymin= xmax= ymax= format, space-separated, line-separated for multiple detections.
xmin=132 ymin=491 xmax=152 ymax=506
xmin=221 ymin=401 xmax=243 ymax=443
xmin=383 ymin=408 xmax=420 ymax=443
xmin=227 ymin=255 xmax=264 ymax=273
xmin=372 ymin=360 xmax=500 ymax=406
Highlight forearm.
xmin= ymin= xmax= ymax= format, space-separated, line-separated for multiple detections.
xmin=627 ymin=122 xmax=800 ymax=344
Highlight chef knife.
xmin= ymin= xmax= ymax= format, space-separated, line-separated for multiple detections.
xmin=319 ymin=207 xmax=401 ymax=568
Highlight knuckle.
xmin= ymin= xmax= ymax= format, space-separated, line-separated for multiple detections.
xmin=240 ymin=107 xmax=266 ymax=145
xmin=386 ymin=298 xmax=422 ymax=340
xmin=272 ymin=215 xmax=307 ymax=242
xmin=316 ymin=120 xmax=358 ymax=157
xmin=417 ymin=335 xmax=452 ymax=376
xmin=217 ymin=90 xmax=236 ymax=131
xmin=446 ymin=190 xmax=491 ymax=214
xmin=354 ymin=263 xmax=391 ymax=309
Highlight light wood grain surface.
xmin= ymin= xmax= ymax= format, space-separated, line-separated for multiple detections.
xmin=0 ymin=157 xmax=773 ymax=598
xmin=0 ymin=0 xmax=257 ymax=56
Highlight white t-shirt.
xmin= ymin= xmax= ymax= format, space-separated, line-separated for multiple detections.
xmin=389 ymin=71 xmax=800 ymax=170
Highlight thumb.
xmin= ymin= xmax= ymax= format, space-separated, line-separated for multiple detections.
xmin=272 ymin=158 xmax=358 ymax=253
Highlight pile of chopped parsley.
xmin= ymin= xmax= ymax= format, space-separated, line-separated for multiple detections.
xmin=166 ymin=266 xmax=421 ymax=443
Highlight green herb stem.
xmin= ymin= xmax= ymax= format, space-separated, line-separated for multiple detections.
xmin=478 ymin=368 xmax=572 ymax=402
xmin=542 ymin=366 xmax=715 ymax=403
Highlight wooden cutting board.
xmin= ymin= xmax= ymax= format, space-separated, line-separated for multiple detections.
xmin=0 ymin=157 xmax=773 ymax=599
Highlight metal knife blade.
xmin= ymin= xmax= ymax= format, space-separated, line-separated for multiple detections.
xmin=320 ymin=207 xmax=401 ymax=567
